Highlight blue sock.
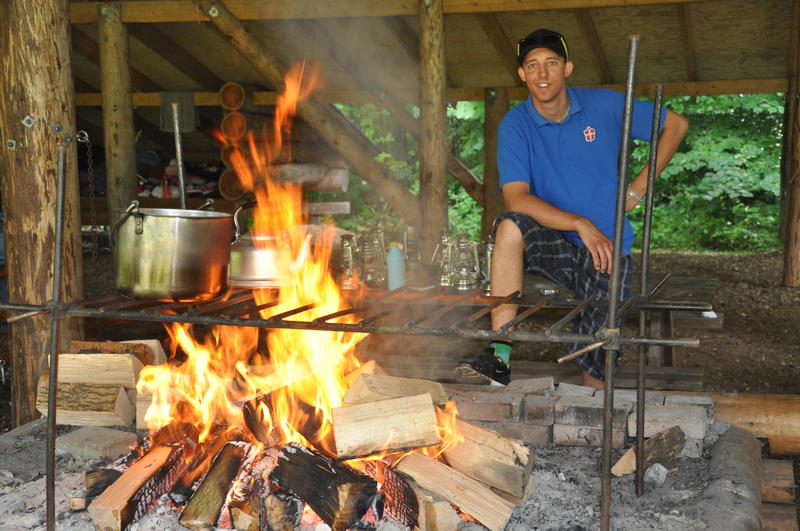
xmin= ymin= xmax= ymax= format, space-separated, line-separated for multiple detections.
xmin=491 ymin=341 xmax=512 ymax=366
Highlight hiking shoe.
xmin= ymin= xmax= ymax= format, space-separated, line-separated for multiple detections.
xmin=453 ymin=348 xmax=510 ymax=386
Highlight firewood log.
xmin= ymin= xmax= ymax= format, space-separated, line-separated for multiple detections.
xmin=36 ymin=374 xmax=135 ymax=426
xmin=262 ymin=489 xmax=303 ymax=531
xmin=332 ymin=393 xmax=441 ymax=459
xmin=270 ymin=443 xmax=378 ymax=531
xmin=88 ymin=445 xmax=184 ymax=531
xmin=344 ymin=373 xmax=448 ymax=406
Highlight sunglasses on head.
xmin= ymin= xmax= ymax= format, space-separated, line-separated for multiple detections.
xmin=516 ymin=33 xmax=569 ymax=62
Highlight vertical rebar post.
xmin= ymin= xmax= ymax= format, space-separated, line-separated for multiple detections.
xmin=636 ymin=84 xmax=664 ymax=496
xmin=600 ymin=34 xmax=640 ymax=531
xmin=46 ymin=145 xmax=68 ymax=531
xmin=171 ymin=101 xmax=187 ymax=209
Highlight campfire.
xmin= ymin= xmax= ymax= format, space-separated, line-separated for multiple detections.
xmin=83 ymin=62 xmax=529 ymax=531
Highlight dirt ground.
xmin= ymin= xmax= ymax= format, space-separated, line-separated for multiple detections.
xmin=0 ymin=250 xmax=798 ymax=433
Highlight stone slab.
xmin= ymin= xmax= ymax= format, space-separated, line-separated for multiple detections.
xmin=679 ymin=438 xmax=704 ymax=458
xmin=506 ymin=377 xmax=555 ymax=395
xmin=596 ymin=389 xmax=666 ymax=406
xmin=523 ymin=395 xmax=557 ymax=426
xmin=56 ymin=426 xmax=137 ymax=460
xmin=554 ymin=383 xmax=596 ymax=397
xmin=452 ymin=391 xmax=524 ymax=422
xmin=553 ymin=424 xmax=626 ymax=448
xmin=476 ymin=421 xmax=552 ymax=446
xmin=627 ymin=405 xmax=709 ymax=440
xmin=555 ymin=396 xmax=631 ymax=429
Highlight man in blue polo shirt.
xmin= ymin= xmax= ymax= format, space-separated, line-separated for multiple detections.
xmin=454 ymin=29 xmax=688 ymax=387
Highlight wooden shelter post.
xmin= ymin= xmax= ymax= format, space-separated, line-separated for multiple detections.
xmin=482 ymin=87 xmax=508 ymax=239
xmin=98 ymin=3 xmax=137 ymax=222
xmin=784 ymin=0 xmax=800 ymax=286
xmin=0 ymin=0 xmax=83 ymax=425
xmin=418 ymin=0 xmax=448 ymax=257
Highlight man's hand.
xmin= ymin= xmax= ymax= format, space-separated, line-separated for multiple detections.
xmin=574 ymin=218 xmax=613 ymax=273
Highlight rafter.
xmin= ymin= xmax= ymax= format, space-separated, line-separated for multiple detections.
xmin=74 ymin=78 xmax=790 ymax=108
xmin=72 ymin=26 xmax=161 ymax=92
xmin=475 ymin=13 xmax=519 ymax=85
xmin=127 ymin=23 xmax=226 ymax=90
xmin=575 ymin=9 xmax=612 ymax=84
xmin=677 ymin=3 xmax=697 ymax=81
xmin=70 ymin=0 xmax=708 ymax=23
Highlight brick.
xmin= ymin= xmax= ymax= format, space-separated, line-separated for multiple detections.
xmin=476 ymin=421 xmax=552 ymax=446
xmin=56 ymin=426 xmax=137 ymax=460
xmin=679 ymin=438 xmax=703 ymax=458
xmin=626 ymin=405 xmax=709 ymax=439
xmin=555 ymin=396 xmax=631 ymax=429
xmin=554 ymin=382 xmax=595 ymax=397
xmin=553 ymin=424 xmax=626 ymax=448
xmin=664 ymin=394 xmax=715 ymax=420
xmin=523 ymin=395 xmax=557 ymax=425
xmin=595 ymin=389 xmax=665 ymax=406
xmin=507 ymin=377 xmax=554 ymax=395
xmin=452 ymin=391 xmax=524 ymax=422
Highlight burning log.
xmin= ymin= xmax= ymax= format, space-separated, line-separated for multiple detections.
xmin=442 ymin=419 xmax=534 ymax=499
xmin=332 ymin=393 xmax=441 ymax=460
xmin=85 ymin=468 xmax=123 ymax=499
xmin=344 ymin=360 xmax=386 ymax=387
xmin=344 ymin=373 xmax=449 ymax=406
xmin=179 ymin=441 xmax=253 ymax=530
xmin=262 ymin=489 xmax=303 ymax=531
xmin=396 ymin=452 xmax=515 ymax=531
xmin=366 ymin=461 xmax=419 ymax=528
xmin=87 ymin=444 xmax=184 ymax=531
xmin=612 ymin=425 xmax=686 ymax=476
xmin=241 ymin=393 xmax=330 ymax=455
xmin=36 ymin=375 xmax=135 ymax=426
xmin=169 ymin=426 xmax=240 ymax=503
xmin=270 ymin=443 xmax=377 ymax=530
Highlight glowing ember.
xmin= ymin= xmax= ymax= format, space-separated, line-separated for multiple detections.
xmin=137 ymin=60 xmax=460 ymax=463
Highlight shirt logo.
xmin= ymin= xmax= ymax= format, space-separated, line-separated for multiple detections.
xmin=583 ymin=126 xmax=596 ymax=142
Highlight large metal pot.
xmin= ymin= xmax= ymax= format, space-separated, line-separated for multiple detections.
xmin=112 ymin=200 xmax=233 ymax=300
xmin=228 ymin=202 xmax=310 ymax=288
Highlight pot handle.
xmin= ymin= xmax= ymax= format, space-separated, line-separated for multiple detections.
xmin=109 ymin=200 xmax=141 ymax=248
xmin=233 ymin=200 xmax=258 ymax=240
xmin=197 ymin=198 xmax=215 ymax=211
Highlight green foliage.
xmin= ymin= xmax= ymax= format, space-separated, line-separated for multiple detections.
xmin=330 ymin=92 xmax=785 ymax=251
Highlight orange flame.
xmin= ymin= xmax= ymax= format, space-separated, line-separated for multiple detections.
xmin=137 ymin=60 xmax=460 ymax=463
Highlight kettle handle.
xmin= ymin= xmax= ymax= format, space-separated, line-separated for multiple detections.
xmin=233 ymin=200 xmax=257 ymax=239
xmin=109 ymin=200 xmax=140 ymax=248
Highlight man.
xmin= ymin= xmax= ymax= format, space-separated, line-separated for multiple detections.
xmin=454 ymin=29 xmax=688 ymax=387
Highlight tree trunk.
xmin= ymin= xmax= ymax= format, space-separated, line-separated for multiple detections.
xmin=98 ymin=3 xmax=137 ymax=223
xmin=482 ymin=87 xmax=508 ymax=239
xmin=0 ymin=0 xmax=83 ymax=425
xmin=419 ymin=0 xmax=448 ymax=258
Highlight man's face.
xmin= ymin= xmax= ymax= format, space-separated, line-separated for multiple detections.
xmin=517 ymin=47 xmax=573 ymax=104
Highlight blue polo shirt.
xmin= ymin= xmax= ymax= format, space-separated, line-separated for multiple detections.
xmin=497 ymin=86 xmax=666 ymax=255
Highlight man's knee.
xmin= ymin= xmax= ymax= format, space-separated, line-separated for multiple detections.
xmin=494 ymin=218 xmax=524 ymax=249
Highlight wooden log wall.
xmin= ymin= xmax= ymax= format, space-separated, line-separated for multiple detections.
xmin=418 ymin=0 xmax=449 ymax=257
xmin=98 ymin=3 xmax=137 ymax=223
xmin=482 ymin=87 xmax=508 ymax=239
xmin=0 ymin=0 xmax=83 ymax=425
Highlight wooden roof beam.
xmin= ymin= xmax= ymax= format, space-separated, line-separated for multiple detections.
xmin=575 ymin=9 xmax=612 ymax=84
xmin=72 ymin=26 xmax=161 ymax=92
xmin=127 ymin=23 xmax=226 ymax=90
xmin=70 ymin=0 xmax=708 ymax=23
xmin=74 ymin=78 xmax=791 ymax=107
xmin=677 ymin=3 xmax=697 ymax=81
xmin=475 ymin=13 xmax=520 ymax=85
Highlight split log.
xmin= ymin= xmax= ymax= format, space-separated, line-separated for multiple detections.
xmin=88 ymin=445 xmax=184 ymax=531
xmin=270 ymin=443 xmax=377 ymax=531
xmin=396 ymin=452 xmax=515 ymax=531
xmin=69 ymin=497 xmax=87 ymax=512
xmin=344 ymin=360 xmax=387 ymax=387
xmin=762 ymin=459 xmax=796 ymax=504
xmin=230 ymin=488 xmax=260 ymax=531
xmin=443 ymin=419 xmax=534 ymax=498
xmin=69 ymin=340 xmax=159 ymax=366
xmin=57 ymin=353 xmax=143 ymax=388
xmin=262 ymin=489 xmax=303 ymax=531
xmin=344 ymin=373 xmax=448 ymax=406
xmin=85 ymin=468 xmax=123 ymax=498
xmin=169 ymin=426 xmax=239 ymax=503
xmin=366 ymin=460 xmax=419 ymax=528
xmin=36 ymin=375 xmax=135 ymax=426
xmin=179 ymin=442 xmax=250 ymax=530
xmin=242 ymin=393 xmax=329 ymax=454
xmin=612 ymin=426 xmax=686 ymax=476
xmin=332 ymin=393 xmax=441 ymax=459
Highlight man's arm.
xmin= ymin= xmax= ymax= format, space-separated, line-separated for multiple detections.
xmin=502 ymin=181 xmax=614 ymax=274
xmin=625 ymin=109 xmax=689 ymax=211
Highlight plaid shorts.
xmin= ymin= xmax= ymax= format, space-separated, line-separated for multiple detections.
xmin=493 ymin=212 xmax=633 ymax=381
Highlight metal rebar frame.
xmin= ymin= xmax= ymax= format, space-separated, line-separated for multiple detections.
xmin=0 ymin=35 xmax=688 ymax=531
